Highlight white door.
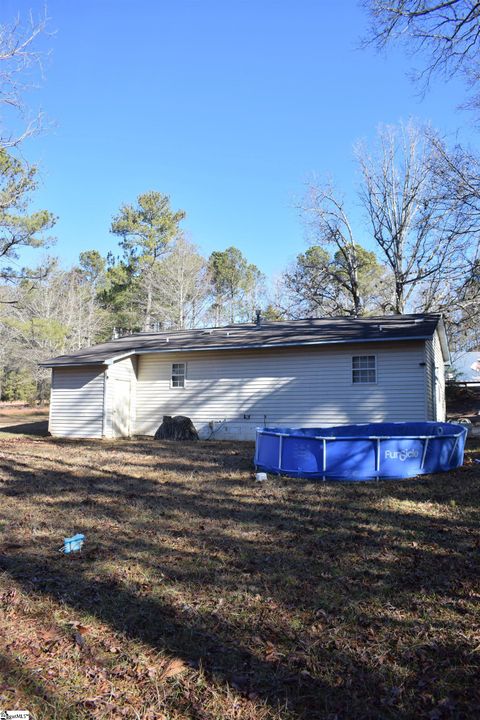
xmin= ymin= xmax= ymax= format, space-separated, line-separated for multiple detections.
xmin=111 ymin=379 xmax=131 ymax=437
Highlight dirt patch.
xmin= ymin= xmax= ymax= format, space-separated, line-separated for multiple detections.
xmin=0 ymin=437 xmax=479 ymax=719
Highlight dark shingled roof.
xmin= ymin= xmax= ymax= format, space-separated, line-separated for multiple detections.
xmin=41 ymin=314 xmax=447 ymax=368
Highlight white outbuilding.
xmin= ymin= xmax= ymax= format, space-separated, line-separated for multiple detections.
xmin=41 ymin=314 xmax=449 ymax=440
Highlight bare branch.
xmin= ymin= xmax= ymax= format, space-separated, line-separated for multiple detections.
xmin=357 ymin=121 xmax=475 ymax=320
xmin=0 ymin=7 xmax=49 ymax=148
xmin=362 ymin=1 xmax=480 ymax=111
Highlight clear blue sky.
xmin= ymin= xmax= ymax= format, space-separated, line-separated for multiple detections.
xmin=3 ymin=0 xmax=474 ymax=278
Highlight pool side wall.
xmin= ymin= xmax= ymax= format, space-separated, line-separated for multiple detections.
xmin=255 ymin=423 xmax=467 ymax=480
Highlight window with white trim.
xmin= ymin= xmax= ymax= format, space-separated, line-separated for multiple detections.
xmin=171 ymin=362 xmax=186 ymax=388
xmin=352 ymin=355 xmax=376 ymax=383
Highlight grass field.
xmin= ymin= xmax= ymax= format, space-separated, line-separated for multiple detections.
xmin=0 ymin=405 xmax=49 ymax=438
xmin=0 ymin=420 xmax=479 ymax=718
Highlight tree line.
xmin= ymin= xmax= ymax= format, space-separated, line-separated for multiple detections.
xmin=2 ymin=120 xmax=479 ymax=402
xmin=1 ymin=6 xmax=480 ymax=402
xmin=1 ymin=120 xmax=480 ymax=402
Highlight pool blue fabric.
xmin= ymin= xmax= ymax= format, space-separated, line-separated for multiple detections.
xmin=254 ymin=422 xmax=467 ymax=481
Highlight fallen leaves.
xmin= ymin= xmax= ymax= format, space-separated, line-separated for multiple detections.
xmin=66 ymin=620 xmax=90 ymax=635
xmin=264 ymin=641 xmax=284 ymax=662
xmin=159 ymin=657 xmax=187 ymax=681
xmin=0 ymin=434 xmax=479 ymax=720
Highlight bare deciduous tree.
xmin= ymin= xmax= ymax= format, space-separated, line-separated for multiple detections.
xmin=357 ymin=122 xmax=470 ymax=313
xmin=299 ymin=183 xmax=370 ymax=316
xmin=151 ymin=235 xmax=211 ymax=329
xmin=1 ymin=259 xmax=109 ymax=401
xmin=363 ymin=1 xmax=480 ymax=109
xmin=428 ymin=131 xmax=480 ymax=230
xmin=0 ymin=9 xmax=48 ymax=148
xmin=416 ymin=131 xmax=480 ymax=343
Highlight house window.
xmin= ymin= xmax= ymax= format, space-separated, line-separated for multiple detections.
xmin=171 ymin=362 xmax=186 ymax=388
xmin=352 ymin=355 xmax=376 ymax=384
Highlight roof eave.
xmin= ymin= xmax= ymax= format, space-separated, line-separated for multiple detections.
xmin=41 ymin=335 xmax=432 ymax=366
xmin=40 ymin=350 xmax=136 ymax=368
xmin=132 ymin=335 xmax=432 ymax=355
xmin=39 ymin=360 xmax=109 ymax=368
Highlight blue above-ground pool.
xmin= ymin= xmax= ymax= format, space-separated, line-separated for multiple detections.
xmin=254 ymin=422 xmax=468 ymax=481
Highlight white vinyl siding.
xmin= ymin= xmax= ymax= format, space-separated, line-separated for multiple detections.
xmin=433 ymin=331 xmax=446 ymax=421
xmin=104 ymin=356 xmax=137 ymax=437
xmin=425 ymin=331 xmax=446 ymax=421
xmin=49 ymin=366 xmax=105 ymax=438
xmin=134 ymin=341 xmax=428 ymax=440
xmin=425 ymin=339 xmax=434 ymax=420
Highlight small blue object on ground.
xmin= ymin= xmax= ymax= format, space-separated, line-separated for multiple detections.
xmin=254 ymin=422 xmax=468 ymax=481
xmin=62 ymin=533 xmax=85 ymax=553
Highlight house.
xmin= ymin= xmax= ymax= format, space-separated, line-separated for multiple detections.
xmin=449 ymin=350 xmax=480 ymax=385
xmin=41 ymin=314 xmax=449 ymax=440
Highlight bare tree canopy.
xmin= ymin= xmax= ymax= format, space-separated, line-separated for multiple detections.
xmin=357 ymin=122 xmax=471 ymax=313
xmin=0 ymin=10 xmax=52 ymax=289
xmin=151 ymin=234 xmax=211 ymax=329
xmin=299 ymin=183 xmax=365 ymax=315
xmin=292 ymin=184 xmax=394 ymax=317
xmin=363 ymin=1 xmax=480 ymax=107
xmin=425 ymin=132 xmax=480 ymax=337
xmin=0 ymin=258 xmax=109 ymax=401
xmin=276 ymin=122 xmax=476 ymax=331
xmin=0 ymin=9 xmax=48 ymax=147
xmin=428 ymin=130 xmax=480 ymax=226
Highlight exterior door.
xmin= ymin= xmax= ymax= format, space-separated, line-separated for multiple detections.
xmin=112 ymin=378 xmax=131 ymax=437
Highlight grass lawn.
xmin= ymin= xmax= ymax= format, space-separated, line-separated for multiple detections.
xmin=0 ymin=405 xmax=49 ymax=437
xmin=0 ymin=432 xmax=479 ymax=719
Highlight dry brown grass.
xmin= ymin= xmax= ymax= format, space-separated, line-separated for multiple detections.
xmin=0 ymin=430 xmax=479 ymax=719
xmin=0 ymin=405 xmax=49 ymax=438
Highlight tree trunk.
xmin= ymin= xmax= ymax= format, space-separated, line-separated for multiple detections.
xmin=144 ymin=278 xmax=153 ymax=331
xmin=395 ymin=283 xmax=405 ymax=314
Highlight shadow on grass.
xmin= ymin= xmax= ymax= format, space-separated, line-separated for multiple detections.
xmin=0 ymin=420 xmax=49 ymax=436
xmin=0 ymin=438 xmax=479 ymax=718
xmin=0 ymin=548 xmax=384 ymax=719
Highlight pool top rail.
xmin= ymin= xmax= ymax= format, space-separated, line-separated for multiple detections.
xmin=254 ymin=422 xmax=467 ymax=481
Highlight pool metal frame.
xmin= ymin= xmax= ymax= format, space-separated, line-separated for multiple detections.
xmin=254 ymin=427 xmax=465 ymax=480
